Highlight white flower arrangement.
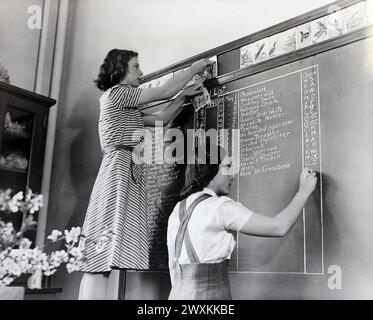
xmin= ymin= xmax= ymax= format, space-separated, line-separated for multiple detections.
xmin=0 ymin=188 xmax=85 ymax=287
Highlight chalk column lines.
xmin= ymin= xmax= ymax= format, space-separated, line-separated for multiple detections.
xmin=301 ymin=65 xmax=324 ymax=275
xmin=300 ymin=69 xmax=307 ymax=274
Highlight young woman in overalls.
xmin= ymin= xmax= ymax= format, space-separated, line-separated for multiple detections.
xmin=167 ymin=146 xmax=317 ymax=300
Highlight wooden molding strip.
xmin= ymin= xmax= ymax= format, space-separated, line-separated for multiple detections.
xmin=0 ymin=81 xmax=56 ymax=106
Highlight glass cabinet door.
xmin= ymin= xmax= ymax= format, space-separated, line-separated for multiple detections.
xmin=0 ymin=82 xmax=55 ymax=288
xmin=0 ymin=105 xmax=34 ymax=230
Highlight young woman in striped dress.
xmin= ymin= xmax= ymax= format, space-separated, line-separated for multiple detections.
xmin=78 ymin=49 xmax=213 ymax=299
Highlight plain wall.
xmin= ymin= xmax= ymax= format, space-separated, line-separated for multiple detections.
xmin=45 ymin=0 xmax=338 ymax=299
xmin=0 ymin=0 xmax=43 ymax=91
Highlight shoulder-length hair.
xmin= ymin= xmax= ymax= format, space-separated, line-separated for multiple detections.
xmin=180 ymin=144 xmax=226 ymax=199
xmin=94 ymin=49 xmax=138 ymax=91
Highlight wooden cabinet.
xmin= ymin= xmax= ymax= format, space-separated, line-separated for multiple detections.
xmin=0 ymin=81 xmax=55 ymax=257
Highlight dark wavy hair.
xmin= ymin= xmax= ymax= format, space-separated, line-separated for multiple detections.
xmin=180 ymin=144 xmax=226 ymax=199
xmin=94 ymin=49 xmax=138 ymax=91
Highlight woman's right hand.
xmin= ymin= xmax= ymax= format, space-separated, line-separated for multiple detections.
xmin=298 ymin=168 xmax=317 ymax=198
xmin=181 ymin=81 xmax=204 ymax=99
xmin=190 ymin=59 xmax=214 ymax=74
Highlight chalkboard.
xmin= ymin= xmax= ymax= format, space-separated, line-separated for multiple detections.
xmin=143 ymin=28 xmax=373 ymax=300
xmin=198 ymin=65 xmax=322 ymax=274
xmin=203 ymin=37 xmax=372 ymax=279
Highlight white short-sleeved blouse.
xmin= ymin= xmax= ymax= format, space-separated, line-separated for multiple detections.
xmin=167 ymin=188 xmax=253 ymax=265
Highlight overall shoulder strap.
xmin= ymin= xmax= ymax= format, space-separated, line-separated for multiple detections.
xmin=174 ymin=194 xmax=212 ymax=263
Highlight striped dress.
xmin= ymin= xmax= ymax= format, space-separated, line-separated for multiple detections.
xmin=80 ymin=83 xmax=148 ymax=272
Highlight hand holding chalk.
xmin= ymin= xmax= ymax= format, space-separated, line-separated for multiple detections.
xmin=298 ymin=167 xmax=317 ymax=198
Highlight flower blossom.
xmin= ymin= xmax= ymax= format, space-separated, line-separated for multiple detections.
xmin=64 ymin=227 xmax=81 ymax=244
xmin=49 ymin=250 xmax=69 ymax=268
xmin=47 ymin=230 xmax=63 ymax=242
xmin=66 ymin=261 xmax=82 ymax=273
xmin=0 ymin=189 xmax=12 ymax=211
xmin=1 ymin=222 xmax=14 ymax=237
xmin=7 ymin=191 xmax=23 ymax=213
xmin=19 ymin=238 xmax=32 ymax=250
xmin=25 ymin=190 xmax=43 ymax=214
xmin=68 ymin=247 xmax=83 ymax=259
xmin=0 ymin=223 xmax=15 ymax=246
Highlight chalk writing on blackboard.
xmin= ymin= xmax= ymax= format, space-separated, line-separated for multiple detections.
xmin=216 ymin=65 xmax=322 ymax=273
xmin=302 ymin=67 xmax=320 ymax=170
xmin=238 ymin=84 xmax=293 ymax=177
xmin=145 ymin=134 xmax=184 ymax=270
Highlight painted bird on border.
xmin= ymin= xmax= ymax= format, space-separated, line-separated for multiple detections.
xmin=314 ymin=21 xmax=327 ymax=40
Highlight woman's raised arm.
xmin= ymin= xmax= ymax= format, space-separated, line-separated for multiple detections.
xmin=240 ymin=168 xmax=317 ymax=237
xmin=138 ymin=59 xmax=213 ymax=105
xmin=141 ymin=80 xmax=205 ymax=127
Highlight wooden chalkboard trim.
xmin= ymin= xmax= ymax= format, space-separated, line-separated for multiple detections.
xmin=141 ymin=0 xmax=365 ymax=82
xmin=207 ymin=25 xmax=373 ymax=87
